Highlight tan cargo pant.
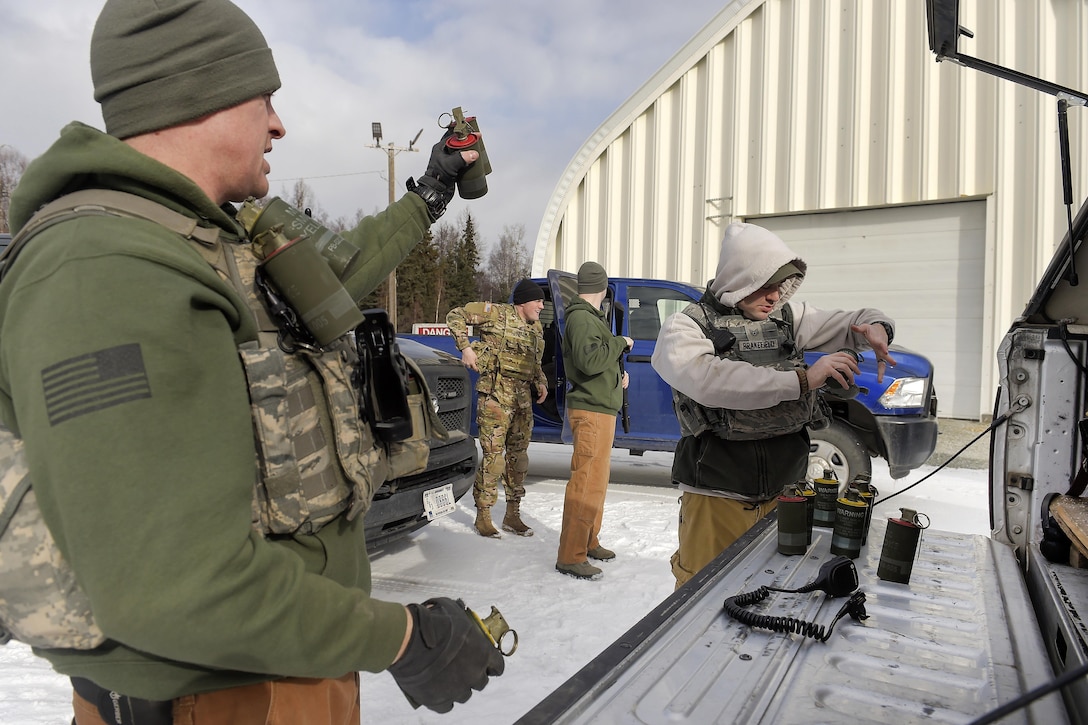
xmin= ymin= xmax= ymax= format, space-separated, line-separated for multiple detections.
xmin=671 ymin=492 xmax=778 ymax=589
xmin=72 ymin=672 xmax=360 ymax=725
xmin=557 ymin=409 xmax=616 ymax=565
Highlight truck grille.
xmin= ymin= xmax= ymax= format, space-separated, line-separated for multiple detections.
xmin=440 ymin=408 xmax=467 ymax=433
xmin=434 ymin=376 xmax=465 ymax=399
xmin=424 ymin=373 xmax=471 ymax=434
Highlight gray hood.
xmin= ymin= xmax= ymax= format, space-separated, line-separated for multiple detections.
xmin=709 ymin=222 xmax=807 ymax=309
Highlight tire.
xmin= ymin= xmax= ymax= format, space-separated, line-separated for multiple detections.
xmin=808 ymin=420 xmax=872 ymax=483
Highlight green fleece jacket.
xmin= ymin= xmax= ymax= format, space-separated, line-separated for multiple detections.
xmin=561 ymin=297 xmax=626 ymax=415
xmin=0 ymin=122 xmax=432 ymax=699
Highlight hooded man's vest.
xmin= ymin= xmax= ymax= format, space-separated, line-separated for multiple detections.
xmin=671 ymin=294 xmax=827 ymax=441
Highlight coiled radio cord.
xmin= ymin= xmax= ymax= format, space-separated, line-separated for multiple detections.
xmin=723 ymin=588 xmax=868 ymax=642
xmin=722 ymin=555 xmax=869 ymax=642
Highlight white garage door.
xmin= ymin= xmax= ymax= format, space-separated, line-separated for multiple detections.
xmin=755 ymin=202 xmax=986 ymax=420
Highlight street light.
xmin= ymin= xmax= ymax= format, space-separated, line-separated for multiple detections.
xmin=368 ymin=123 xmax=421 ymax=329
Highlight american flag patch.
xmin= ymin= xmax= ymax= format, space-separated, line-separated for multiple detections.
xmin=42 ymin=343 xmax=152 ymax=426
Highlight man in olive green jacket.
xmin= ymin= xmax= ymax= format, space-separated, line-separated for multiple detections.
xmin=0 ymin=1 xmax=501 ymax=721
xmin=555 ymin=262 xmax=633 ymax=580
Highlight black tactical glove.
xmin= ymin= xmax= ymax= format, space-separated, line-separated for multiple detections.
xmin=388 ymin=597 xmax=505 ymax=713
xmin=407 ymin=131 xmax=474 ymax=222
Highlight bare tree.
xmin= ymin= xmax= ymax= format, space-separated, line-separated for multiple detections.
xmin=431 ymin=220 xmax=460 ymax=255
xmin=283 ymin=178 xmax=336 ymax=224
xmin=327 ymin=208 xmax=369 ymax=234
xmin=0 ymin=146 xmax=30 ymax=234
xmin=482 ymin=224 xmax=530 ymax=301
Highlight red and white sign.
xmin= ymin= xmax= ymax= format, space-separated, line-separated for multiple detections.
xmin=412 ymin=324 xmax=452 ymax=336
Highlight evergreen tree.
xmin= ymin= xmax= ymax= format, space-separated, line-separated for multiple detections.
xmin=428 ymin=221 xmax=460 ymax=324
xmin=443 ymin=211 xmax=481 ymax=312
xmin=394 ymin=229 xmax=440 ymax=331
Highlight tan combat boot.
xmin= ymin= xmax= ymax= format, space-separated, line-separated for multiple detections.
xmin=502 ymin=500 xmax=534 ymax=537
xmin=474 ymin=507 xmax=501 ymax=538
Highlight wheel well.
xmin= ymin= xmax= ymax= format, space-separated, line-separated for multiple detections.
xmin=825 ymin=399 xmax=884 ymax=458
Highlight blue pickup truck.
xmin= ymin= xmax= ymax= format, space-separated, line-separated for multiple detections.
xmin=405 ymin=270 xmax=938 ymax=482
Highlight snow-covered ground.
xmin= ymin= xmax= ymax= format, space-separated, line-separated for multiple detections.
xmin=0 ymin=442 xmax=991 ymax=724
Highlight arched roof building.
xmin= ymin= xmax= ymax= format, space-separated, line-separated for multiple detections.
xmin=531 ymin=0 xmax=1088 ymax=419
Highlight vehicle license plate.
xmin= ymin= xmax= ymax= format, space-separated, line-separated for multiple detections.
xmin=423 ymin=483 xmax=456 ymax=520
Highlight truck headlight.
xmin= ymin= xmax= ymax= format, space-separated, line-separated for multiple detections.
xmin=878 ymin=377 xmax=927 ymax=409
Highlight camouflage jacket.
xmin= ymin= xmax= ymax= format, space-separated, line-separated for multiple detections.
xmin=446 ymin=301 xmax=546 ymax=408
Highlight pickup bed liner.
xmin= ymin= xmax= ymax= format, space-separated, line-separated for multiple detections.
xmin=520 ymin=516 xmax=1065 ymax=724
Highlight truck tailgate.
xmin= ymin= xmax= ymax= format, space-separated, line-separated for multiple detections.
xmin=520 ymin=516 xmax=1065 ymax=724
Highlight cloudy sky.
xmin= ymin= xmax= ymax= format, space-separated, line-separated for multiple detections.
xmin=1 ymin=0 xmax=729 ymax=254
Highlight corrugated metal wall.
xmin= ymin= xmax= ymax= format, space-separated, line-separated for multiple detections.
xmin=532 ymin=0 xmax=1088 ymax=406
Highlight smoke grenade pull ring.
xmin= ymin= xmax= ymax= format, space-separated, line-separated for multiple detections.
xmin=465 ymin=603 xmax=519 ymax=657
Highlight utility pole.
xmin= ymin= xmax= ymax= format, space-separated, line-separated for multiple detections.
xmin=369 ymin=123 xmax=422 ymax=329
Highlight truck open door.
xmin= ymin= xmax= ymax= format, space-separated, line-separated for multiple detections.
xmin=547 ymin=269 xmax=578 ymax=444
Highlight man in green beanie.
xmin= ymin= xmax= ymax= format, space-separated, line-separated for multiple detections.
xmin=446 ymin=279 xmax=548 ymax=538
xmin=0 ymin=1 xmax=501 ymax=722
xmin=555 ymin=262 xmax=633 ymax=580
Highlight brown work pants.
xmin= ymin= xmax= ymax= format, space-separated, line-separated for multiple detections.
xmin=671 ymin=492 xmax=778 ymax=589
xmin=557 ymin=408 xmax=616 ymax=565
xmin=72 ymin=672 xmax=360 ymax=725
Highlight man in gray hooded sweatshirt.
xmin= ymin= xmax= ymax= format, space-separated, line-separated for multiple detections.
xmin=652 ymin=222 xmax=896 ymax=588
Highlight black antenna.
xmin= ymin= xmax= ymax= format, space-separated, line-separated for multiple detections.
xmin=1058 ymin=98 xmax=1079 ymax=286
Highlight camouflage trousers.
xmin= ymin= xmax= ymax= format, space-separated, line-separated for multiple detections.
xmin=474 ymin=394 xmax=533 ymax=509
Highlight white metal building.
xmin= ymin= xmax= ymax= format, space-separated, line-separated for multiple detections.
xmin=531 ymin=0 xmax=1088 ymax=420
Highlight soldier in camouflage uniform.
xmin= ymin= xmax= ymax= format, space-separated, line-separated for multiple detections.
xmin=447 ymin=279 xmax=548 ymax=538
xmin=652 ymin=222 xmax=897 ymax=589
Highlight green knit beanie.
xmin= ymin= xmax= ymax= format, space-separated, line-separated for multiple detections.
xmin=577 ymin=261 xmax=608 ymax=294
xmin=91 ymin=0 xmax=281 ymax=139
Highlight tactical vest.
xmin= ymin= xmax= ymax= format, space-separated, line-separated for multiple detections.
xmin=0 ymin=190 xmax=438 ymax=649
xmin=671 ymin=301 xmax=826 ymax=441
xmin=469 ymin=304 xmax=541 ymax=393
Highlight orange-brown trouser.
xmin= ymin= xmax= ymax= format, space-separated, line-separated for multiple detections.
xmin=671 ymin=492 xmax=778 ymax=589
xmin=72 ymin=672 xmax=360 ymax=725
xmin=557 ymin=408 xmax=616 ymax=565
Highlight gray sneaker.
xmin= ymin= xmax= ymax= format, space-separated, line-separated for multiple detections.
xmin=556 ymin=561 xmax=603 ymax=580
xmin=587 ymin=546 xmax=615 ymax=561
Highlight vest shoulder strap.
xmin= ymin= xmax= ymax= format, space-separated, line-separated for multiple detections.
xmin=1 ymin=189 xmax=222 ymax=282
xmin=682 ymin=302 xmax=739 ymax=354
xmin=779 ymin=302 xmax=794 ymax=329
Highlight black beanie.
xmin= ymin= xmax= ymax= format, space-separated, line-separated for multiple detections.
xmin=512 ymin=279 xmax=544 ymax=305
xmin=91 ymin=0 xmax=282 ymax=139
